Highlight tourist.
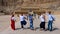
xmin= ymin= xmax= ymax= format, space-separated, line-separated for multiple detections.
xmin=39 ymin=12 xmax=46 ymax=31
xmin=28 ymin=14 xmax=34 ymax=30
xmin=19 ymin=13 xmax=27 ymax=29
xmin=11 ymin=15 xmax=16 ymax=30
xmin=47 ymin=11 xmax=55 ymax=31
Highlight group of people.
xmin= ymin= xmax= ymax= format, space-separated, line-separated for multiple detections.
xmin=39 ymin=12 xmax=55 ymax=31
xmin=11 ymin=11 xmax=55 ymax=31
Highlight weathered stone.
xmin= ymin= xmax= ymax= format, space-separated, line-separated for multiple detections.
xmin=0 ymin=0 xmax=60 ymax=14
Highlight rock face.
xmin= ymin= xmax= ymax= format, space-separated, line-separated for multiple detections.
xmin=0 ymin=0 xmax=60 ymax=14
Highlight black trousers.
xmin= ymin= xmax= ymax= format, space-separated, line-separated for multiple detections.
xmin=21 ymin=21 xmax=24 ymax=28
xmin=40 ymin=22 xmax=45 ymax=29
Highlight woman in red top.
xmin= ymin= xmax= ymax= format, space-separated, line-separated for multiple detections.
xmin=11 ymin=15 xmax=16 ymax=30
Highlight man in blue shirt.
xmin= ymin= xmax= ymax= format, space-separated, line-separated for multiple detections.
xmin=48 ymin=12 xmax=55 ymax=31
xmin=28 ymin=14 xmax=34 ymax=30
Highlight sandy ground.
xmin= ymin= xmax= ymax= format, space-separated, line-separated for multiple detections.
xmin=0 ymin=15 xmax=11 ymax=32
xmin=0 ymin=15 xmax=60 ymax=34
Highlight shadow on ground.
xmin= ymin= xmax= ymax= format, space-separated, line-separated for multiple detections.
xmin=15 ymin=27 xmax=60 ymax=31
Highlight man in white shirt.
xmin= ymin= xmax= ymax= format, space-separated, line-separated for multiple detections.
xmin=39 ymin=12 xmax=46 ymax=30
xmin=20 ymin=14 xmax=26 ymax=28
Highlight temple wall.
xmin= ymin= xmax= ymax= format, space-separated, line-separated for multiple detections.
xmin=0 ymin=0 xmax=60 ymax=15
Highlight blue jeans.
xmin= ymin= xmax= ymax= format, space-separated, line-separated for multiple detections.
xmin=48 ymin=21 xmax=53 ymax=31
xmin=30 ymin=20 xmax=34 ymax=29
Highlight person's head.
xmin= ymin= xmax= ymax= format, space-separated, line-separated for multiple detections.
xmin=48 ymin=11 xmax=51 ymax=14
xmin=12 ymin=14 xmax=14 ymax=17
xmin=39 ymin=12 xmax=42 ymax=16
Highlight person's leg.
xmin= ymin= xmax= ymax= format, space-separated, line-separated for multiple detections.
xmin=32 ymin=21 xmax=34 ymax=29
xmin=11 ymin=22 xmax=15 ymax=30
xmin=11 ymin=23 xmax=13 ymax=30
xmin=30 ymin=20 xmax=32 ymax=29
xmin=48 ymin=21 xmax=50 ymax=30
xmin=50 ymin=21 xmax=53 ymax=31
xmin=13 ymin=22 xmax=15 ymax=30
xmin=43 ymin=22 xmax=45 ymax=30
xmin=21 ymin=25 xmax=24 ymax=28
xmin=40 ymin=22 xmax=44 ymax=31
xmin=40 ymin=22 xmax=42 ymax=28
xmin=21 ymin=21 xmax=24 ymax=28
xmin=30 ymin=20 xmax=34 ymax=29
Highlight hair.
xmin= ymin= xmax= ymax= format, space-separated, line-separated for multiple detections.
xmin=48 ymin=11 xmax=51 ymax=14
xmin=12 ymin=14 xmax=14 ymax=17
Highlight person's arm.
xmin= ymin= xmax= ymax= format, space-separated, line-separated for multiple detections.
xmin=12 ymin=17 xmax=16 ymax=22
xmin=24 ymin=16 xmax=28 ymax=20
xmin=13 ymin=17 xmax=16 ymax=22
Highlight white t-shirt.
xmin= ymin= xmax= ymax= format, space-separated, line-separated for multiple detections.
xmin=20 ymin=15 xmax=25 ymax=21
xmin=40 ymin=15 xmax=45 ymax=22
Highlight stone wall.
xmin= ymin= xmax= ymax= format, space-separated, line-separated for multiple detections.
xmin=0 ymin=0 xmax=60 ymax=15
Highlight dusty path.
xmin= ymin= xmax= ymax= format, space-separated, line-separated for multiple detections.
xmin=0 ymin=15 xmax=60 ymax=34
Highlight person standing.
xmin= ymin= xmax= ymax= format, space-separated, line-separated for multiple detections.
xmin=48 ymin=12 xmax=55 ymax=31
xmin=39 ymin=12 xmax=46 ymax=31
xmin=11 ymin=15 xmax=16 ymax=30
xmin=20 ymin=14 xmax=27 ymax=29
xmin=28 ymin=14 xmax=34 ymax=30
